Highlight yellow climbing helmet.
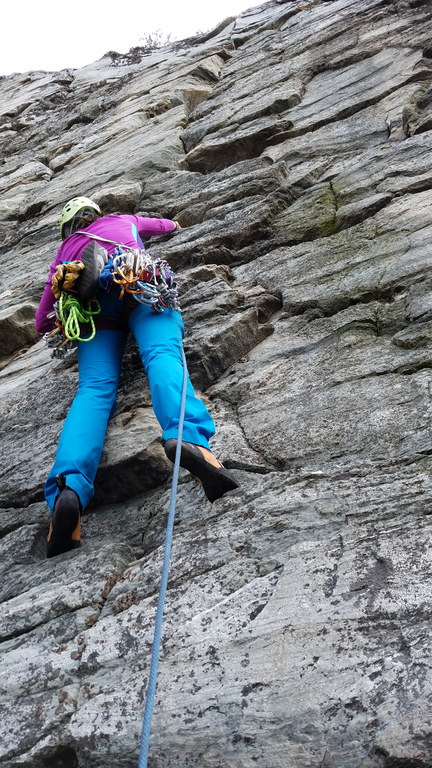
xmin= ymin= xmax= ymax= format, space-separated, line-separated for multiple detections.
xmin=60 ymin=196 xmax=101 ymax=239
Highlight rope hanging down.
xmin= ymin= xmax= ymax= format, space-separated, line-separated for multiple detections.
xmin=138 ymin=347 xmax=189 ymax=768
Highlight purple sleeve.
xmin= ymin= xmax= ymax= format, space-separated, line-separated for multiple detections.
xmin=34 ymin=249 xmax=63 ymax=334
xmin=132 ymin=216 xmax=176 ymax=237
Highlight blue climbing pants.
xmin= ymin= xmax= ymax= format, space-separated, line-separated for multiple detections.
xmin=45 ymin=303 xmax=215 ymax=512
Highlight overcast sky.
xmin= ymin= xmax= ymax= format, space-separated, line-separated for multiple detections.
xmin=1 ymin=0 xmax=262 ymax=77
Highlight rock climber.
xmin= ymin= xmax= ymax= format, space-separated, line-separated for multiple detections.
xmin=35 ymin=196 xmax=239 ymax=558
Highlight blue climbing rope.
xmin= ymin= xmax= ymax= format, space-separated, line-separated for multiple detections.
xmin=138 ymin=347 xmax=189 ymax=768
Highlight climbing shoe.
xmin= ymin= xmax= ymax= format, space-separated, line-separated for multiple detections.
xmin=163 ymin=439 xmax=239 ymax=503
xmin=77 ymin=241 xmax=108 ymax=299
xmin=46 ymin=487 xmax=81 ymax=558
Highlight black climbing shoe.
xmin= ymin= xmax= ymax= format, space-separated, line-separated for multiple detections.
xmin=47 ymin=488 xmax=81 ymax=558
xmin=77 ymin=241 xmax=108 ymax=299
xmin=163 ymin=439 xmax=239 ymax=503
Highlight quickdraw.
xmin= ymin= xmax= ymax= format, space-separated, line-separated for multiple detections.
xmin=75 ymin=231 xmax=180 ymax=313
xmin=111 ymin=248 xmax=180 ymax=312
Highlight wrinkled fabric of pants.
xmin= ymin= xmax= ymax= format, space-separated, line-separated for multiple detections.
xmin=44 ymin=293 xmax=215 ymax=512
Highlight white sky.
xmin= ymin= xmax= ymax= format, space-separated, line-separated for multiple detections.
xmin=0 ymin=0 xmax=261 ymax=77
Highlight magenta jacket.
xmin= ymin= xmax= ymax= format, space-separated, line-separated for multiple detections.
xmin=35 ymin=214 xmax=177 ymax=334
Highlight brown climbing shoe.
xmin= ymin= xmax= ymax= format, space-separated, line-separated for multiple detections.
xmin=47 ymin=488 xmax=81 ymax=558
xmin=163 ymin=439 xmax=239 ymax=503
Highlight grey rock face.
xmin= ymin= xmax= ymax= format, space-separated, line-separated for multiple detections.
xmin=1 ymin=1 xmax=432 ymax=766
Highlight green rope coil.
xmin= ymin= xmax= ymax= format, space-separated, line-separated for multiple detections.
xmin=58 ymin=292 xmax=101 ymax=342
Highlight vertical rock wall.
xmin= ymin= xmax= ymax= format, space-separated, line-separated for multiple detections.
xmin=1 ymin=1 xmax=431 ymax=766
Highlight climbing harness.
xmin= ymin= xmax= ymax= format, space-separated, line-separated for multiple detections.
xmin=138 ymin=347 xmax=188 ymax=768
xmin=43 ymin=230 xmax=179 ymax=358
